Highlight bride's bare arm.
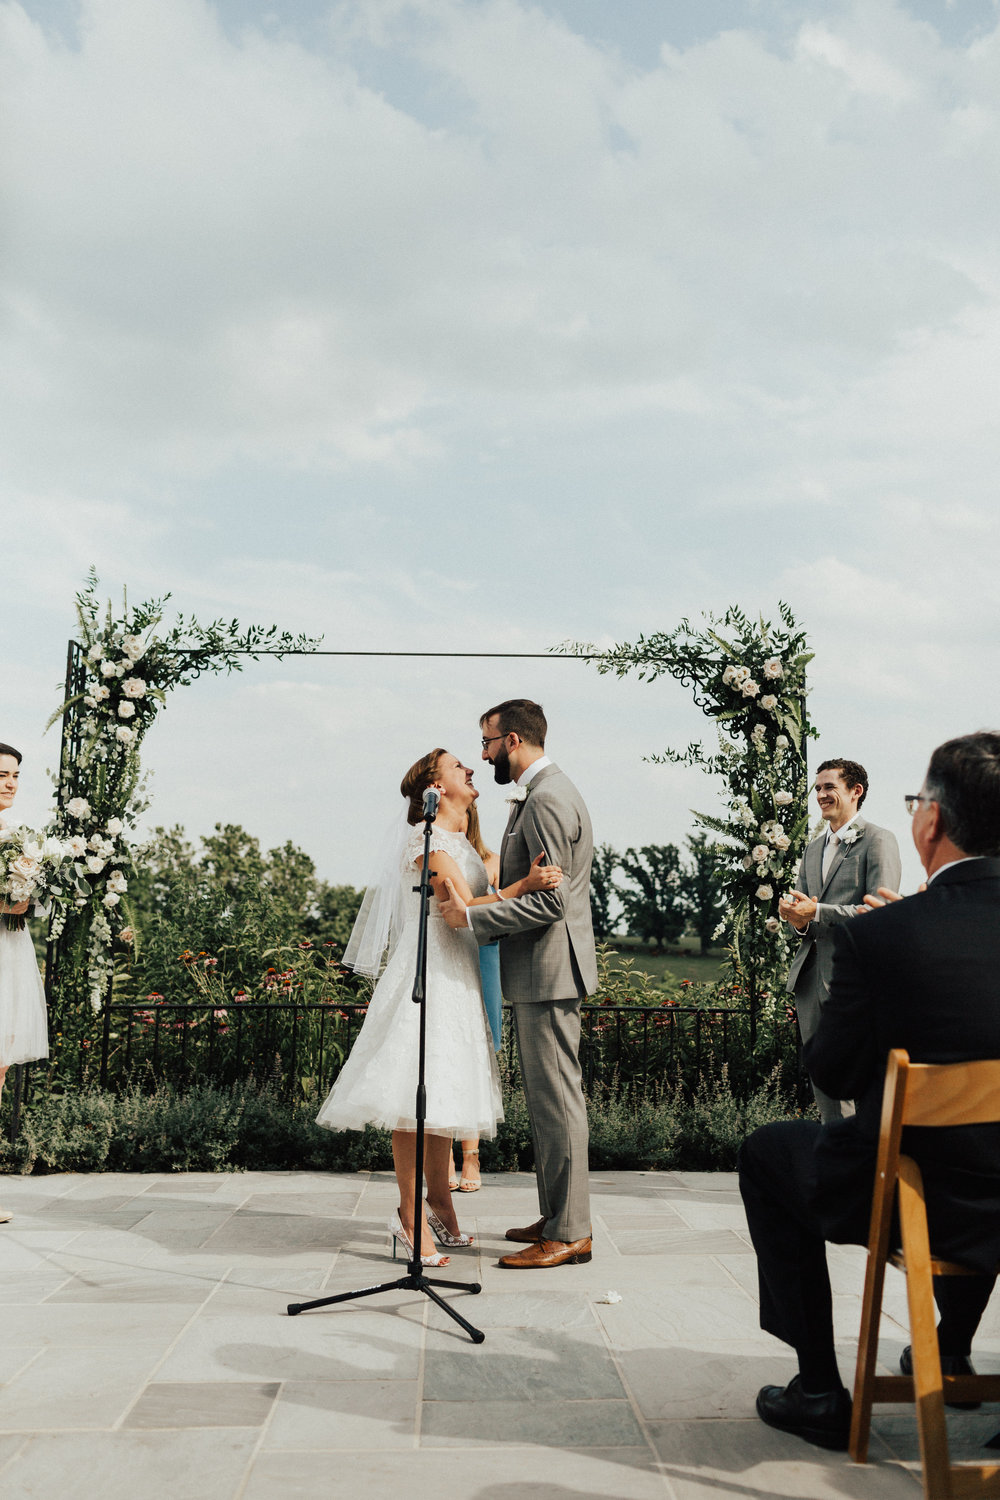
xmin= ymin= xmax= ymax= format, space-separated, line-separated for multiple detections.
xmin=415 ymin=850 xmax=476 ymax=905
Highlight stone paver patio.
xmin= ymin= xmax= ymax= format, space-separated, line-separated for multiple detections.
xmin=1 ymin=1168 xmax=998 ymax=1498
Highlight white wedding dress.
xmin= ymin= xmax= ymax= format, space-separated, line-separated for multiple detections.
xmin=0 ymin=822 xmax=49 ymax=1067
xmin=316 ymin=827 xmax=503 ymax=1139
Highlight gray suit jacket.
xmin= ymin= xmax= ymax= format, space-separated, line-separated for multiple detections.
xmin=785 ymin=816 xmax=901 ymax=1042
xmin=468 ymin=763 xmax=597 ymax=1004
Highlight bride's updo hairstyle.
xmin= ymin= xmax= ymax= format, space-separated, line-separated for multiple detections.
xmin=401 ymin=748 xmax=447 ymax=826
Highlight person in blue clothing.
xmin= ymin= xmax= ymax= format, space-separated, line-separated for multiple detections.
xmin=447 ymin=803 xmax=528 ymax=1192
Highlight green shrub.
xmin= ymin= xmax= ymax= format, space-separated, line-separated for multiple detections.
xmin=1 ymin=1068 xmax=803 ymax=1176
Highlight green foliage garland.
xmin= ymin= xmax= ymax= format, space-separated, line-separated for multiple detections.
xmin=559 ymin=602 xmax=816 ymax=1028
xmin=48 ymin=571 xmax=320 ymax=1012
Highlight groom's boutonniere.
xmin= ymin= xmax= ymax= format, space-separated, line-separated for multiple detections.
xmin=505 ymin=786 xmax=528 ymax=804
xmin=840 ymin=825 xmax=862 ymax=846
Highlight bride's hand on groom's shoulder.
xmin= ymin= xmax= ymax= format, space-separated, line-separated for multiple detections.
xmin=439 ymin=877 xmax=470 ymax=929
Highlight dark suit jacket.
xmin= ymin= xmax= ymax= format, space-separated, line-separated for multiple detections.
xmin=803 ymin=857 xmax=1000 ymax=1274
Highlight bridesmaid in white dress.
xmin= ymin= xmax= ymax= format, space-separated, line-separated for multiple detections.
xmin=0 ymin=744 xmax=50 ymax=1223
xmin=316 ymin=747 xmax=562 ymax=1266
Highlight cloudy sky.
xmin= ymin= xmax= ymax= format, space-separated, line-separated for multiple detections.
xmin=4 ymin=0 xmax=999 ymax=893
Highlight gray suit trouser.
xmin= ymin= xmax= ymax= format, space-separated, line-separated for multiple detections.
xmin=512 ymin=999 xmax=591 ymax=1243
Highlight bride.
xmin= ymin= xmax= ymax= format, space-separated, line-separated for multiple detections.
xmin=316 ymin=747 xmax=562 ymax=1266
xmin=0 ymin=744 xmax=50 ymax=1224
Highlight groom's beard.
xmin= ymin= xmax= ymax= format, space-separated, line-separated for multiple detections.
xmin=491 ymin=746 xmax=513 ymax=785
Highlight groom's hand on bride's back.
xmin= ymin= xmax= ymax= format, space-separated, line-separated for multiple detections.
xmin=439 ymin=878 xmax=470 ymax=929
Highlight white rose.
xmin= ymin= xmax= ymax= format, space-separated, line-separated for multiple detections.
xmin=83 ymin=695 xmax=98 ymax=709
xmin=95 ymin=685 xmax=110 ymax=701
xmin=106 ymin=817 xmax=124 ymax=837
xmin=751 ymin=845 xmax=769 ymax=863
xmin=117 ymin=701 xmax=135 ymax=719
xmin=122 ymin=635 xmax=144 ymax=660
xmin=88 ymin=833 xmax=104 ymax=850
xmin=66 ymin=797 xmax=91 ymax=820
xmin=108 ymin=870 xmax=128 ymax=893
xmin=100 ymin=660 xmax=117 ymax=678
xmin=775 ymin=735 xmax=789 ymax=750
xmin=763 ymin=658 xmax=784 ymax=679
xmin=760 ymin=694 xmax=778 ymax=711
xmin=122 ymin=677 xmax=146 ymax=699
xmin=765 ymin=916 xmax=781 ymax=933
xmin=67 ymin=836 xmax=87 ymax=857
xmin=86 ymin=856 xmax=106 ymax=874
xmin=774 ymin=790 xmax=793 ymax=806
xmin=87 ymin=642 xmax=103 ymax=661
xmin=741 ymin=679 xmax=760 ymax=698
xmin=102 ymin=891 xmax=120 ymax=907
xmin=756 ymin=884 xmax=774 ymax=901
xmin=41 ymin=836 xmax=65 ymax=859
xmin=11 ymin=854 xmax=39 ymax=880
xmin=773 ymin=833 xmax=792 ymax=852
xmin=115 ymin=726 xmax=135 ymax=744
xmin=756 ymin=864 xmax=768 ymax=878
xmin=722 ymin=664 xmax=740 ymax=687
xmin=742 ymin=855 xmax=752 ymax=870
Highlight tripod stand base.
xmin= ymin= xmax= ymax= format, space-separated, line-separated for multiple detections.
xmin=287 ymin=1273 xmax=485 ymax=1343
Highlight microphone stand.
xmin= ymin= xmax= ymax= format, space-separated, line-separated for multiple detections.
xmin=288 ymin=796 xmax=485 ymax=1343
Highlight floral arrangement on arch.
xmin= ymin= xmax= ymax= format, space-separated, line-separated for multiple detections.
xmin=558 ymin=602 xmax=816 ymax=1022
xmin=48 ymin=571 xmax=320 ymax=1012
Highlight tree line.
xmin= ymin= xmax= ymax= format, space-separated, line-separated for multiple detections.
xmin=590 ymin=833 xmax=729 ymax=954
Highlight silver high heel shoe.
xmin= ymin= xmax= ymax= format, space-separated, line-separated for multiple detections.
xmin=425 ymin=1203 xmax=475 ymax=1248
xmin=389 ymin=1209 xmax=450 ymax=1267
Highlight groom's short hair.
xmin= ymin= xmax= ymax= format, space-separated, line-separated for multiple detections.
xmin=481 ymin=699 xmax=546 ymax=749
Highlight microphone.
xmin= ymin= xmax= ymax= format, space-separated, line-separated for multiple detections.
xmin=422 ymin=787 xmax=440 ymax=820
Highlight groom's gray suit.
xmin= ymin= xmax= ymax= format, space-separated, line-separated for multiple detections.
xmin=469 ymin=763 xmax=596 ymax=1243
xmin=785 ymin=816 xmax=901 ymax=1122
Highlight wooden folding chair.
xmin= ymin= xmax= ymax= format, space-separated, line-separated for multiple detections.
xmin=850 ymin=1048 xmax=1000 ymax=1498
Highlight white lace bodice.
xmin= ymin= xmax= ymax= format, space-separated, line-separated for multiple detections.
xmin=401 ymin=826 xmax=489 ymax=921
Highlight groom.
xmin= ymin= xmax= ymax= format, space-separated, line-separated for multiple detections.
xmin=439 ymin=699 xmax=597 ymax=1268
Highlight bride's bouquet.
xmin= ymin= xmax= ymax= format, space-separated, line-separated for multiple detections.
xmin=0 ymin=826 xmax=90 ymax=930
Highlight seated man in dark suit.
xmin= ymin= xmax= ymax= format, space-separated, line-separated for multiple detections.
xmin=738 ymin=730 xmax=1000 ymax=1450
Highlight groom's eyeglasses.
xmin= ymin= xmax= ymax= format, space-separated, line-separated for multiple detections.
xmin=481 ymin=734 xmax=508 ymax=749
xmin=904 ymin=794 xmax=930 ymax=816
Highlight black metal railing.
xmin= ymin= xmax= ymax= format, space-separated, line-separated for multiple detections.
xmin=9 ymin=997 xmax=803 ymax=1129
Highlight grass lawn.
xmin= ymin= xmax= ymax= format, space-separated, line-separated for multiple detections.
xmin=606 ymin=935 xmax=726 ymax=988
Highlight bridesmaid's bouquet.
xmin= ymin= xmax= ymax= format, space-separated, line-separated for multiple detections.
xmin=0 ymin=826 xmax=90 ymax=930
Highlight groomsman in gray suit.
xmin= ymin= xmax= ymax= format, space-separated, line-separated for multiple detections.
xmin=779 ymin=759 xmax=901 ymax=1124
xmin=439 ymin=699 xmax=596 ymax=1268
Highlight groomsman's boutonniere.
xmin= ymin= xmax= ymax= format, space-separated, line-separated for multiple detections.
xmin=505 ymin=786 xmax=528 ymax=804
xmin=840 ymin=825 xmax=862 ymax=846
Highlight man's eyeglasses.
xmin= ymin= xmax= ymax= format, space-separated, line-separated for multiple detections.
xmin=481 ymin=734 xmax=508 ymax=750
xmin=904 ymin=794 xmax=931 ymax=816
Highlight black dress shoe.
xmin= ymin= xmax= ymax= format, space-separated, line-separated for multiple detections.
xmin=756 ymin=1375 xmax=852 ymax=1450
xmin=900 ymin=1345 xmax=980 ymax=1410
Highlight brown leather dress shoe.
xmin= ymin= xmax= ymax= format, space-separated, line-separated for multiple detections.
xmin=499 ymin=1237 xmax=593 ymax=1268
xmin=505 ymin=1216 xmax=548 ymax=1244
